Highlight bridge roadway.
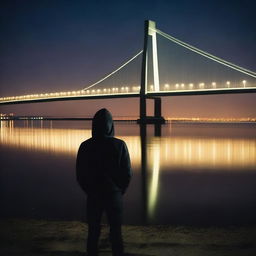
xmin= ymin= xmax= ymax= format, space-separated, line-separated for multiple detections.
xmin=0 ymin=87 xmax=256 ymax=105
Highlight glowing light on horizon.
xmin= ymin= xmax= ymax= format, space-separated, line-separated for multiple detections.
xmin=164 ymin=83 xmax=170 ymax=89
xmin=199 ymin=82 xmax=205 ymax=88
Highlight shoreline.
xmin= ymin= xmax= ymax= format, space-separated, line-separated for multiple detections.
xmin=1 ymin=219 xmax=256 ymax=256
xmin=1 ymin=118 xmax=256 ymax=126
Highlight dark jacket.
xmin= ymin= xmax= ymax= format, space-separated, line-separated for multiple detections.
xmin=76 ymin=109 xmax=132 ymax=196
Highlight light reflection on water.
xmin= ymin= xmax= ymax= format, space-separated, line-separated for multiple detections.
xmin=1 ymin=120 xmax=256 ymax=225
xmin=1 ymin=121 xmax=255 ymax=170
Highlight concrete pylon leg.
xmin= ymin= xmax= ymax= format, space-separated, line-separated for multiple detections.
xmin=154 ymin=97 xmax=161 ymax=118
xmin=140 ymin=95 xmax=146 ymax=123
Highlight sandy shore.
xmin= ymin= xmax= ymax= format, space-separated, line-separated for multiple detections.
xmin=1 ymin=219 xmax=256 ymax=256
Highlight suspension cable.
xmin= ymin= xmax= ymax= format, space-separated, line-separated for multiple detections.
xmin=154 ymin=28 xmax=256 ymax=78
xmin=82 ymin=50 xmax=143 ymax=91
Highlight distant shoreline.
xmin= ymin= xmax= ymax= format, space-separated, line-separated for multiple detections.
xmin=1 ymin=117 xmax=256 ymax=124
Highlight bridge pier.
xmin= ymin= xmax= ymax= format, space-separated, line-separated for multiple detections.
xmin=137 ymin=96 xmax=165 ymax=124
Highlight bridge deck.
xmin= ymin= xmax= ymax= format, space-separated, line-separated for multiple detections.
xmin=0 ymin=87 xmax=256 ymax=105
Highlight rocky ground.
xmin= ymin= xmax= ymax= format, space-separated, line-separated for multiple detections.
xmin=1 ymin=219 xmax=256 ymax=256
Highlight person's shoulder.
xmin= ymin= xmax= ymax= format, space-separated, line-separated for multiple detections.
xmin=79 ymin=138 xmax=93 ymax=148
xmin=111 ymin=137 xmax=127 ymax=147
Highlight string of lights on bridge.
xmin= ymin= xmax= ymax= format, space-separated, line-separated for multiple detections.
xmin=0 ymin=80 xmax=251 ymax=103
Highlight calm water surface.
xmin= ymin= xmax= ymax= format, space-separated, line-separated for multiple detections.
xmin=1 ymin=120 xmax=256 ymax=225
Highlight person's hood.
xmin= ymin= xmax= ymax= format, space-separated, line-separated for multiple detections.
xmin=92 ymin=108 xmax=114 ymax=138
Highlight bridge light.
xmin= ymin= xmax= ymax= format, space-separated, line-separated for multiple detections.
xmin=86 ymin=90 xmax=90 ymax=94
xmin=103 ymin=88 xmax=107 ymax=92
xmin=199 ymin=83 xmax=204 ymax=88
xmin=242 ymin=80 xmax=246 ymax=87
xmin=92 ymin=89 xmax=95 ymax=93
xmin=175 ymin=83 xmax=179 ymax=88
xmin=164 ymin=83 xmax=170 ymax=89
xmin=181 ymin=83 xmax=185 ymax=88
xmin=189 ymin=83 xmax=194 ymax=88
xmin=97 ymin=89 xmax=101 ymax=93
xmin=211 ymin=82 xmax=216 ymax=87
xmin=150 ymin=85 xmax=154 ymax=90
xmin=226 ymin=81 xmax=230 ymax=87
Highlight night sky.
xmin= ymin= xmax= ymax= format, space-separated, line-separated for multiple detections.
xmin=0 ymin=0 xmax=255 ymax=118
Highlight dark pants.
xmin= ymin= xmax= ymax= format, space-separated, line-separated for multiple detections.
xmin=86 ymin=193 xmax=123 ymax=256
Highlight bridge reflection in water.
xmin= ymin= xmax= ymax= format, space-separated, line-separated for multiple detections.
xmin=1 ymin=121 xmax=256 ymax=222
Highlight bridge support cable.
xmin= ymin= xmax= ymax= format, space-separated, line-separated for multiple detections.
xmin=82 ymin=50 xmax=143 ymax=91
xmin=146 ymin=22 xmax=256 ymax=93
xmin=155 ymin=28 xmax=256 ymax=78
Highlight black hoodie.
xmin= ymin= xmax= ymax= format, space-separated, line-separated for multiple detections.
xmin=76 ymin=109 xmax=132 ymax=196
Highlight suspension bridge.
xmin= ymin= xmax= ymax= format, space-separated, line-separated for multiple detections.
xmin=1 ymin=20 xmax=255 ymax=123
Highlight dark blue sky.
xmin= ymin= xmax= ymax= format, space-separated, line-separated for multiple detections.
xmin=0 ymin=0 xmax=255 ymax=118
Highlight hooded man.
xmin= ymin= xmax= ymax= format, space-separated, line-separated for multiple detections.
xmin=76 ymin=108 xmax=132 ymax=256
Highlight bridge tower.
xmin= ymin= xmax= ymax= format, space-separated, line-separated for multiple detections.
xmin=139 ymin=20 xmax=165 ymax=124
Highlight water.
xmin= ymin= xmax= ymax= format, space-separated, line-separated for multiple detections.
xmin=1 ymin=120 xmax=256 ymax=226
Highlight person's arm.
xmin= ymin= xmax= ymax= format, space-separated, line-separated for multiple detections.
xmin=120 ymin=141 xmax=132 ymax=194
xmin=76 ymin=143 xmax=89 ymax=193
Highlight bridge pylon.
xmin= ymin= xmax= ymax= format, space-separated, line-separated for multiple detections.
xmin=138 ymin=20 xmax=165 ymax=124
